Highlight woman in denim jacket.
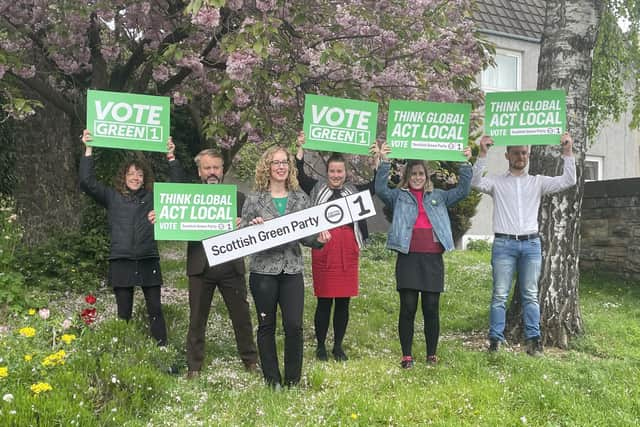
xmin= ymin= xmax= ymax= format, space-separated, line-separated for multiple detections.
xmin=240 ymin=145 xmax=330 ymax=389
xmin=374 ymin=142 xmax=472 ymax=368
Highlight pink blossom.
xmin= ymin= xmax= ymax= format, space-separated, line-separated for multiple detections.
xmin=256 ymin=0 xmax=276 ymax=12
xmin=177 ymin=55 xmax=204 ymax=75
xmin=226 ymin=0 xmax=243 ymax=11
xmin=14 ymin=65 xmax=35 ymax=79
xmin=152 ymin=65 xmax=170 ymax=82
xmin=61 ymin=318 xmax=73 ymax=330
xmin=192 ymin=6 xmax=220 ymax=28
xmin=226 ymin=51 xmax=261 ymax=81
xmin=232 ymin=87 xmax=251 ymax=108
xmin=172 ymin=91 xmax=188 ymax=106
xmin=100 ymin=45 xmax=120 ymax=61
xmin=38 ymin=308 xmax=50 ymax=320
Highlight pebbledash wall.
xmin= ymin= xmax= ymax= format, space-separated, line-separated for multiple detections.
xmin=580 ymin=178 xmax=640 ymax=280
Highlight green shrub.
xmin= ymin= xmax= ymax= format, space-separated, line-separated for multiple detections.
xmin=0 ymin=197 xmax=30 ymax=312
xmin=466 ymin=238 xmax=492 ymax=252
xmin=17 ymin=229 xmax=109 ymax=293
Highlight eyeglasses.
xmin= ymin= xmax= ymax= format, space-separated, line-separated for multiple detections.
xmin=270 ymin=160 xmax=289 ymax=167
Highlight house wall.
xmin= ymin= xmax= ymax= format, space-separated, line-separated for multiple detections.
xmin=465 ymin=33 xmax=541 ymax=245
xmin=465 ymin=32 xmax=640 ymax=248
xmin=580 ymin=178 xmax=640 ymax=280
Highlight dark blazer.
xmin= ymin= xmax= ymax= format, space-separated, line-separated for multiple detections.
xmin=168 ymin=160 xmax=245 ymax=279
xmin=79 ymin=156 xmax=159 ymax=260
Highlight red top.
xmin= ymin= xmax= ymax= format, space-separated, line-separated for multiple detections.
xmin=408 ymin=188 xmax=444 ymax=253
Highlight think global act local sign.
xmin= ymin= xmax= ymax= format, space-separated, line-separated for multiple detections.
xmin=202 ymin=191 xmax=376 ymax=266
xmin=153 ymin=183 xmax=237 ymax=241
xmin=485 ymin=89 xmax=566 ymax=145
xmin=86 ymin=89 xmax=170 ymax=152
xmin=385 ymin=100 xmax=471 ymax=161
xmin=303 ymin=94 xmax=378 ymax=155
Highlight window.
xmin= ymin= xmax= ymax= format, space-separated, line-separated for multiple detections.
xmin=584 ymin=155 xmax=603 ymax=181
xmin=481 ymin=49 xmax=522 ymax=92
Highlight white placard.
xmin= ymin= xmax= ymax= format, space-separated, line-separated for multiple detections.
xmin=203 ymin=191 xmax=376 ymax=267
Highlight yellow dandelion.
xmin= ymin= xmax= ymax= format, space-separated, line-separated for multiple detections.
xmin=18 ymin=327 xmax=36 ymax=337
xmin=28 ymin=308 xmax=36 ymax=315
xmin=61 ymin=334 xmax=76 ymax=344
xmin=0 ymin=366 xmax=8 ymax=378
xmin=24 ymin=354 xmax=33 ymax=362
xmin=42 ymin=350 xmax=67 ymax=367
xmin=351 ymin=413 xmax=358 ymax=420
xmin=30 ymin=382 xmax=53 ymax=394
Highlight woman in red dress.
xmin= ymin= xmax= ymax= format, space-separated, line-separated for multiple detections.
xmin=296 ymin=132 xmax=378 ymax=361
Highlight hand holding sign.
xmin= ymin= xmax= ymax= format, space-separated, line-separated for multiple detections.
xmin=478 ymin=136 xmax=494 ymax=158
xmin=81 ymin=129 xmax=93 ymax=156
xmin=560 ymin=132 xmax=573 ymax=157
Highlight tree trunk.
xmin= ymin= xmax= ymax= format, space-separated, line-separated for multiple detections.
xmin=505 ymin=0 xmax=602 ymax=348
xmin=14 ymin=103 xmax=83 ymax=246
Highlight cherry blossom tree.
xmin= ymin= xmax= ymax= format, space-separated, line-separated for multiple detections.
xmin=0 ymin=0 xmax=491 ymax=243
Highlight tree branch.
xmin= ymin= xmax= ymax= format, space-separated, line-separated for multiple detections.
xmin=9 ymin=72 xmax=77 ymax=119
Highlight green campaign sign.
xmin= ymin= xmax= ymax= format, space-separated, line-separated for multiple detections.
xmin=303 ymin=94 xmax=378 ymax=155
xmin=386 ymin=100 xmax=470 ymax=161
xmin=153 ymin=183 xmax=236 ymax=241
xmin=86 ymin=90 xmax=170 ymax=152
xmin=485 ymin=89 xmax=566 ymax=145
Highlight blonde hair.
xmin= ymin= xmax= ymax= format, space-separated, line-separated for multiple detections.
xmin=399 ymin=160 xmax=433 ymax=192
xmin=253 ymin=145 xmax=299 ymax=191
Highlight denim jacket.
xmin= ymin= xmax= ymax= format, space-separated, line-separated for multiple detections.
xmin=240 ymin=189 xmax=322 ymax=275
xmin=374 ymin=161 xmax=472 ymax=253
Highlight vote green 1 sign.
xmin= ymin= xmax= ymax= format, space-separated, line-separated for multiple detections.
xmin=303 ymin=94 xmax=378 ymax=155
xmin=86 ymin=90 xmax=170 ymax=152
xmin=153 ymin=183 xmax=237 ymax=241
xmin=485 ymin=89 xmax=566 ymax=145
xmin=386 ymin=100 xmax=471 ymax=161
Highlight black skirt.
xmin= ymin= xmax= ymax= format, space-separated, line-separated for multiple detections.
xmin=108 ymin=258 xmax=163 ymax=288
xmin=395 ymin=252 xmax=444 ymax=292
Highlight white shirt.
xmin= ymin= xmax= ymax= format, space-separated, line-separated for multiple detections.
xmin=471 ymin=156 xmax=576 ymax=235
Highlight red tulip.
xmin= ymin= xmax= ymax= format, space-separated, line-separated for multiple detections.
xmin=85 ymin=294 xmax=97 ymax=305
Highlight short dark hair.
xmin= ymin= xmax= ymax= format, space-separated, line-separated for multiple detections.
xmin=326 ymin=152 xmax=346 ymax=171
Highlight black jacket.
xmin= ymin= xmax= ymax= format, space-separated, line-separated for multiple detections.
xmin=168 ymin=159 xmax=245 ymax=278
xmin=79 ymin=156 xmax=159 ymax=261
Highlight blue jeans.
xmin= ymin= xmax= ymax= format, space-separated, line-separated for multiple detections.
xmin=489 ymin=237 xmax=542 ymax=342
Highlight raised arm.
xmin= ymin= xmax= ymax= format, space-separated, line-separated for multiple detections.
xmin=540 ymin=132 xmax=576 ymax=194
xmin=166 ymin=137 xmax=189 ymax=183
xmin=471 ymin=135 xmax=495 ymax=194
xmin=78 ymin=130 xmax=111 ymax=206
xmin=295 ymin=131 xmax=317 ymax=195
xmin=373 ymin=142 xmax=397 ymax=208
xmin=442 ymin=147 xmax=473 ymax=207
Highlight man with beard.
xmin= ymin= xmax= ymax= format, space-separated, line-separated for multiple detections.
xmin=471 ymin=132 xmax=575 ymax=357
xmin=165 ymin=140 xmax=258 ymax=377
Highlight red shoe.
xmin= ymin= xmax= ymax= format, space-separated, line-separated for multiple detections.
xmin=400 ymin=356 xmax=414 ymax=369
xmin=426 ymin=355 xmax=438 ymax=365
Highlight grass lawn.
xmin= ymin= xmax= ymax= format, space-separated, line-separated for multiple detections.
xmin=0 ymin=236 xmax=638 ymax=426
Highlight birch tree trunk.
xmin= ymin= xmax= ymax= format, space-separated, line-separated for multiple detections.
xmin=505 ymin=0 xmax=602 ymax=348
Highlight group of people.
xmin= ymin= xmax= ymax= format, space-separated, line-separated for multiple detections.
xmin=79 ymin=127 xmax=576 ymax=388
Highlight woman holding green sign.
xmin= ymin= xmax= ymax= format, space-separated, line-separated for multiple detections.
xmin=79 ymin=129 xmax=167 ymax=346
xmin=374 ymin=142 xmax=471 ymax=368
xmin=295 ymin=131 xmax=378 ymax=362
xmin=241 ymin=145 xmax=331 ymax=389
